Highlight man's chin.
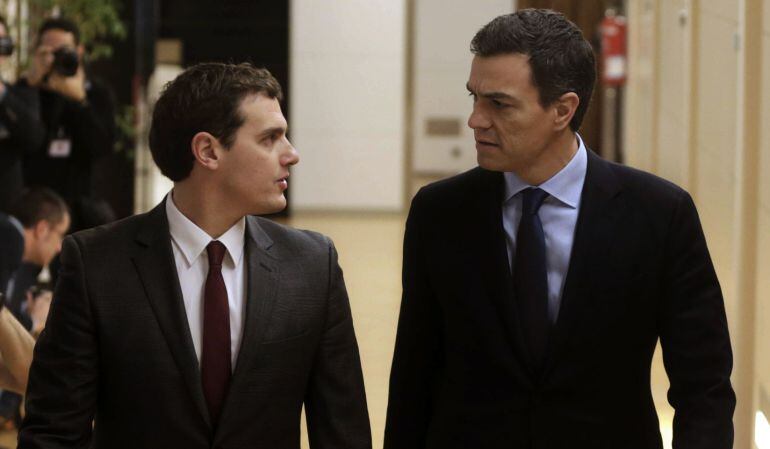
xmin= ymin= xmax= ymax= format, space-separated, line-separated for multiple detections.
xmin=251 ymin=197 xmax=287 ymax=216
xmin=477 ymin=155 xmax=509 ymax=172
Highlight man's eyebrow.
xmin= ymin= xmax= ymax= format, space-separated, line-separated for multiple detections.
xmin=466 ymin=83 xmax=517 ymax=102
xmin=257 ymin=125 xmax=288 ymax=138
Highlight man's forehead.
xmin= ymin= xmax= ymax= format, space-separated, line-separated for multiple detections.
xmin=240 ymin=93 xmax=287 ymax=128
xmin=468 ymin=53 xmax=534 ymax=91
xmin=40 ymin=29 xmax=76 ymax=47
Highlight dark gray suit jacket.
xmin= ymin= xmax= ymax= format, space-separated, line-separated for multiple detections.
xmin=19 ymin=201 xmax=372 ymax=449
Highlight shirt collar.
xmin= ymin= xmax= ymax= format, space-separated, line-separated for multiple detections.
xmin=165 ymin=192 xmax=246 ymax=268
xmin=503 ymin=134 xmax=588 ymax=209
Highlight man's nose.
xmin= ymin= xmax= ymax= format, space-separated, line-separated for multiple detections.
xmin=468 ymin=104 xmax=491 ymax=130
xmin=282 ymin=141 xmax=299 ymax=166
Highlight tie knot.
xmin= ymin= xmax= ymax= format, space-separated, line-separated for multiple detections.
xmin=206 ymin=241 xmax=226 ymax=267
xmin=522 ymin=188 xmax=548 ymax=215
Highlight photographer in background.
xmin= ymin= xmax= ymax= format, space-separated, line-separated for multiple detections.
xmin=16 ymin=17 xmax=116 ymax=234
xmin=0 ymin=15 xmax=45 ymax=213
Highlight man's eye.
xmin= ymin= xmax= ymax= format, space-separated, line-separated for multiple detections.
xmin=492 ymin=99 xmax=507 ymax=108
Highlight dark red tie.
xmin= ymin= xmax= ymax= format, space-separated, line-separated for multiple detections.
xmin=201 ymin=240 xmax=231 ymax=424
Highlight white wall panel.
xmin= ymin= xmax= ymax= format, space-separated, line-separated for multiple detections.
xmin=290 ymin=0 xmax=406 ymax=211
xmin=411 ymin=0 xmax=515 ymax=174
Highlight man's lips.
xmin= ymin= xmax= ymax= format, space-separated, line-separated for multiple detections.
xmin=475 ymin=140 xmax=499 ymax=146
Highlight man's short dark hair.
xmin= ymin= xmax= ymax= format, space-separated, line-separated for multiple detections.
xmin=37 ymin=17 xmax=80 ymax=46
xmin=0 ymin=15 xmax=8 ymax=32
xmin=471 ymin=9 xmax=596 ymax=132
xmin=11 ymin=187 xmax=69 ymax=229
xmin=149 ymin=62 xmax=284 ymax=182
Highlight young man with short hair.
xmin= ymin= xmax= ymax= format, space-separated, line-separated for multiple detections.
xmin=20 ymin=62 xmax=371 ymax=449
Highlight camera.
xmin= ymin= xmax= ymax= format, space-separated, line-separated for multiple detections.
xmin=51 ymin=47 xmax=79 ymax=77
xmin=0 ymin=36 xmax=14 ymax=56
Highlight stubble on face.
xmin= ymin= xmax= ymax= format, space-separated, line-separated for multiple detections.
xmin=467 ymin=54 xmax=557 ymax=176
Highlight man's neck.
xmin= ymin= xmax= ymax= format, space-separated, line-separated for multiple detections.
xmin=171 ymin=183 xmax=243 ymax=239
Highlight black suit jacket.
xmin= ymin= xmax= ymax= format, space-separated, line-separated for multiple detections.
xmin=16 ymin=78 xmax=116 ymax=231
xmin=384 ymin=151 xmax=734 ymax=449
xmin=19 ymin=201 xmax=372 ymax=449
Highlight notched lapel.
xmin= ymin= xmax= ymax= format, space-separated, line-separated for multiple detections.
xmin=132 ymin=202 xmax=211 ymax=430
xmin=543 ymin=152 xmax=627 ymax=377
xmin=217 ymin=217 xmax=279 ymax=435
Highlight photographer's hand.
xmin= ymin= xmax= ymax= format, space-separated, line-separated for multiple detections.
xmin=27 ymin=45 xmax=54 ymax=87
xmin=46 ymin=65 xmax=87 ymax=103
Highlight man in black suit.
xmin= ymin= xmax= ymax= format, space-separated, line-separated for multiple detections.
xmin=19 ymin=63 xmax=371 ymax=448
xmin=16 ymin=17 xmax=116 ymax=231
xmin=385 ymin=9 xmax=734 ymax=449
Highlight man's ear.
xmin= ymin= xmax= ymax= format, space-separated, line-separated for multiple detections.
xmin=33 ymin=220 xmax=51 ymax=240
xmin=190 ymin=132 xmax=222 ymax=170
xmin=553 ymin=92 xmax=579 ymax=131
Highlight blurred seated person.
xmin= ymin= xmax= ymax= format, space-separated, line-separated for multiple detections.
xmin=0 ymin=15 xmax=46 ymax=213
xmin=15 ymin=17 xmax=116 ymax=232
xmin=0 ymin=187 xmax=69 ymax=329
xmin=0 ymin=187 xmax=67 ymax=415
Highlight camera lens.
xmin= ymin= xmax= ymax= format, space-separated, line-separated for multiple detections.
xmin=52 ymin=48 xmax=79 ymax=77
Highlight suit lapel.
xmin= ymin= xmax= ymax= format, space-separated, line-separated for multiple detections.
xmin=475 ymin=170 xmax=535 ymax=385
xmin=132 ymin=201 xmax=211 ymax=430
xmin=543 ymin=151 xmax=626 ymax=377
xmin=216 ymin=217 xmax=279 ymax=437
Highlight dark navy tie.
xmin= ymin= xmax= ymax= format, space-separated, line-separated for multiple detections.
xmin=202 ymin=240 xmax=231 ymax=424
xmin=513 ymin=188 xmax=550 ymax=371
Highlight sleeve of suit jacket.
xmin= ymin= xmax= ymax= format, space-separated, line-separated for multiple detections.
xmin=384 ymin=190 xmax=443 ymax=449
xmin=18 ymin=236 xmax=99 ymax=448
xmin=659 ymin=191 xmax=735 ymax=448
xmin=304 ymin=237 xmax=372 ymax=449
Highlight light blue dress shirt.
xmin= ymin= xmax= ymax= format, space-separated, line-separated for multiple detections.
xmin=502 ymin=135 xmax=588 ymax=323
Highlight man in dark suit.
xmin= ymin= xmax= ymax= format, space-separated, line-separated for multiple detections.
xmin=19 ymin=62 xmax=371 ymax=449
xmin=385 ymin=9 xmax=734 ymax=449
xmin=16 ymin=17 xmax=116 ymax=231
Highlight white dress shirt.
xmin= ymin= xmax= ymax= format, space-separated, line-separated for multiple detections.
xmin=166 ymin=194 xmax=246 ymax=368
xmin=502 ymin=135 xmax=588 ymax=323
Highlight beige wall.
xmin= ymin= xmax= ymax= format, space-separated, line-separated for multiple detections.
xmin=756 ymin=0 xmax=770 ymax=446
xmin=625 ymin=0 xmax=766 ymax=447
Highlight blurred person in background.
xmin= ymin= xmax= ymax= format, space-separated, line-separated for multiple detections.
xmin=0 ymin=15 xmax=46 ymax=213
xmin=0 ymin=187 xmax=68 ymax=427
xmin=15 ymin=17 xmax=116 ymax=233
xmin=0 ymin=187 xmax=68 ymax=335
